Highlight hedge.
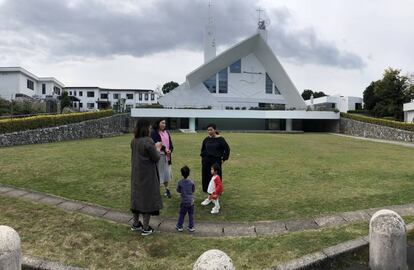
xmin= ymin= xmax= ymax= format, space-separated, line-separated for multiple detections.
xmin=341 ymin=113 xmax=414 ymax=132
xmin=0 ymin=110 xmax=114 ymax=134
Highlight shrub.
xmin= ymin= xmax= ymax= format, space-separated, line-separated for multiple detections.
xmin=346 ymin=110 xmax=371 ymax=115
xmin=341 ymin=113 xmax=414 ymax=132
xmin=0 ymin=110 xmax=114 ymax=134
xmin=136 ymin=103 xmax=164 ymax=109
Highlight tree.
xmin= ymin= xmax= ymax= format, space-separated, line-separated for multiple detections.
xmin=363 ymin=68 xmax=412 ymax=120
xmin=162 ymin=81 xmax=179 ymax=94
xmin=59 ymin=91 xmax=71 ymax=113
xmin=313 ymin=91 xmax=327 ymax=98
xmin=301 ymin=89 xmax=326 ymax=100
xmin=301 ymin=89 xmax=313 ymax=100
xmin=363 ymin=81 xmax=378 ymax=111
xmin=0 ymin=97 xmax=11 ymax=116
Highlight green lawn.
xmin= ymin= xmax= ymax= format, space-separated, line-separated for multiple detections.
xmin=1 ymin=133 xmax=413 ymax=221
xmin=0 ymin=196 xmax=372 ymax=270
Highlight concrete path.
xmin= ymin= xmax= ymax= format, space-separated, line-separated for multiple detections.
xmin=2 ymin=184 xmax=414 ymax=238
xmin=331 ymin=133 xmax=414 ymax=148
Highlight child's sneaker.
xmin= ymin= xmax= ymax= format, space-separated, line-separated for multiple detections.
xmin=211 ymin=206 xmax=220 ymax=214
xmin=141 ymin=226 xmax=154 ymax=236
xmin=175 ymin=226 xmax=183 ymax=232
xmin=187 ymin=227 xmax=195 ymax=232
xmin=201 ymin=198 xmax=211 ymax=206
xmin=130 ymin=221 xmax=143 ymax=232
xmin=164 ymin=189 xmax=172 ymax=199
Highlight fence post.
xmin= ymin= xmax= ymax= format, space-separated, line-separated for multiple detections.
xmin=0 ymin=225 xmax=21 ymax=270
xmin=369 ymin=209 xmax=407 ymax=270
xmin=193 ymin=249 xmax=235 ymax=270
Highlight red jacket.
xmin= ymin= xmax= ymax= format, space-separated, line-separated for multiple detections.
xmin=209 ymin=175 xmax=223 ymax=200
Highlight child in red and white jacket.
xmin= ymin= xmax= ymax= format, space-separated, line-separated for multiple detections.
xmin=201 ymin=163 xmax=223 ymax=214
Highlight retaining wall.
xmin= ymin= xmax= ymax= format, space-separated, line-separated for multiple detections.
xmin=340 ymin=117 xmax=414 ymax=142
xmin=0 ymin=114 xmax=129 ymax=147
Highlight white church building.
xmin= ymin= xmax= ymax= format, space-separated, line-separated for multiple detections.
xmin=131 ymin=16 xmax=339 ymax=131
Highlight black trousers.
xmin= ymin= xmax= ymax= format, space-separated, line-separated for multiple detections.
xmin=201 ymin=157 xmax=222 ymax=193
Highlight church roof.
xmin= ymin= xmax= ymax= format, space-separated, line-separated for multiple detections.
xmin=186 ymin=33 xmax=306 ymax=109
xmin=159 ymin=82 xmax=219 ymax=108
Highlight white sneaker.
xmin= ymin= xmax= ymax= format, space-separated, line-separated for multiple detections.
xmin=211 ymin=207 xmax=220 ymax=214
xmin=201 ymin=198 xmax=211 ymax=206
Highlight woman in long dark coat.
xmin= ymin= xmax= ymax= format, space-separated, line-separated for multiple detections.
xmin=130 ymin=118 xmax=163 ymax=236
xmin=200 ymin=123 xmax=230 ymax=194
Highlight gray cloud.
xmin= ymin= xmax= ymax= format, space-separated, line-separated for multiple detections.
xmin=0 ymin=0 xmax=365 ymax=69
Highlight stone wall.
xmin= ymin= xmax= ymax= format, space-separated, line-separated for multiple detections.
xmin=340 ymin=117 xmax=414 ymax=142
xmin=0 ymin=114 xmax=129 ymax=147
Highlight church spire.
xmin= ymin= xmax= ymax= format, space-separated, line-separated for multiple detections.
xmin=204 ymin=0 xmax=216 ymax=63
xmin=256 ymin=8 xmax=268 ymax=42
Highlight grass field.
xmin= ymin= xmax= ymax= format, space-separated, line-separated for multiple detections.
xmin=0 ymin=196 xmax=371 ymax=270
xmin=1 ymin=133 xmax=413 ymax=221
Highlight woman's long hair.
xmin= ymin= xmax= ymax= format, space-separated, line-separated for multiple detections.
xmin=152 ymin=118 xmax=166 ymax=131
xmin=134 ymin=118 xmax=150 ymax=138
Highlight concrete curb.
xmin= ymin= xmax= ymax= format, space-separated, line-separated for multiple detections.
xmin=23 ymin=255 xmax=87 ymax=270
xmin=330 ymin=133 xmax=414 ymax=148
xmin=2 ymin=183 xmax=414 ymax=238
xmin=267 ymin=222 xmax=414 ymax=270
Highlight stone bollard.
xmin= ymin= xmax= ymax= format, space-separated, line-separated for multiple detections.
xmin=369 ymin=209 xmax=407 ymax=270
xmin=0 ymin=225 xmax=21 ymax=270
xmin=193 ymin=249 xmax=235 ymax=270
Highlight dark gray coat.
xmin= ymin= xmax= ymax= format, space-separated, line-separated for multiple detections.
xmin=130 ymin=137 xmax=162 ymax=213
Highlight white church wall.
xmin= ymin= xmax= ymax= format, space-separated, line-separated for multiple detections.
xmin=207 ymin=53 xmax=286 ymax=108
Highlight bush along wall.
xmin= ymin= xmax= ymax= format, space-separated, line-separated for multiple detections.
xmin=0 ymin=110 xmax=114 ymax=134
xmin=340 ymin=113 xmax=414 ymax=142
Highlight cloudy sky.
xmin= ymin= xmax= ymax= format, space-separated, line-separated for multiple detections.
xmin=0 ymin=0 xmax=413 ymax=97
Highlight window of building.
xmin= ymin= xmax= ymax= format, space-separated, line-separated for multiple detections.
xmin=53 ymin=87 xmax=61 ymax=95
xmin=127 ymin=94 xmax=134 ymax=99
xmin=101 ymin=93 xmax=108 ymax=99
xmin=27 ymin=79 xmax=34 ymax=90
xmin=139 ymin=93 xmax=142 ymax=101
xmin=218 ymin=68 xmax=228 ymax=94
xmin=144 ymin=93 xmax=149 ymax=100
xmin=355 ymin=103 xmax=362 ymax=110
xmin=42 ymin=84 xmax=46 ymax=95
xmin=87 ymin=103 xmax=95 ymax=109
xmin=203 ymin=74 xmax=217 ymax=93
xmin=113 ymin=93 xmax=119 ymax=99
xmin=69 ymin=91 xmax=72 ymax=96
xmin=79 ymin=103 xmax=83 ymax=108
xmin=87 ymin=91 xmax=95 ymax=97
xmin=274 ymin=84 xmax=281 ymax=95
xmin=151 ymin=94 xmax=155 ymax=100
xmin=265 ymin=73 xmax=273 ymax=94
xmin=229 ymin=59 xmax=241 ymax=73
xmin=74 ymin=91 xmax=76 ymax=96
xmin=79 ymin=91 xmax=83 ymax=96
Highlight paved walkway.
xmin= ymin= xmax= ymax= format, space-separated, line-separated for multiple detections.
xmin=2 ymin=184 xmax=414 ymax=237
xmin=331 ymin=133 xmax=414 ymax=148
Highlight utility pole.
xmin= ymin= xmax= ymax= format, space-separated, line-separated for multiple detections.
xmin=10 ymin=94 xmax=13 ymax=121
